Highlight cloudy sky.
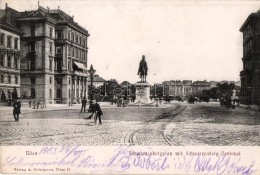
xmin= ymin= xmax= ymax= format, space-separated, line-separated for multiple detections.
xmin=2 ymin=0 xmax=260 ymax=84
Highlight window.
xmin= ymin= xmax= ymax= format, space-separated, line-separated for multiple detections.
xmin=56 ymin=46 xmax=62 ymax=54
xmin=57 ymin=61 xmax=62 ymax=71
xmin=30 ymin=61 xmax=35 ymax=70
xmin=14 ymin=38 xmax=18 ymax=49
xmin=76 ymin=48 xmax=78 ymax=58
xmin=31 ymin=78 xmax=36 ymax=84
xmin=7 ymin=55 xmax=11 ymax=68
xmin=68 ymin=46 xmax=71 ymax=56
xmin=0 ymin=34 xmax=4 ymax=45
xmin=30 ymin=42 xmax=35 ymax=52
xmin=79 ymin=36 xmax=82 ymax=45
xmin=50 ymin=76 xmax=52 ymax=84
xmin=56 ymin=77 xmax=62 ymax=84
xmin=31 ymin=88 xmax=36 ymax=99
xmin=50 ymin=27 xmax=53 ymax=37
xmin=0 ymin=53 xmax=4 ymax=66
xmin=49 ymin=42 xmax=53 ymax=54
xmin=68 ymin=59 xmax=70 ymax=70
xmin=31 ymin=24 xmax=35 ymax=36
xmin=69 ymin=77 xmax=71 ymax=85
xmin=14 ymin=56 xmax=18 ymax=69
xmin=8 ymin=75 xmax=11 ymax=84
xmin=15 ymin=76 xmax=18 ymax=84
xmin=83 ymin=39 xmax=86 ymax=47
xmin=69 ymin=89 xmax=70 ymax=98
xmin=7 ymin=36 xmax=12 ymax=48
xmin=72 ymin=47 xmax=75 ymax=57
xmin=57 ymin=88 xmax=62 ymax=98
xmin=72 ymin=32 xmax=75 ymax=42
xmin=68 ymin=31 xmax=71 ymax=40
xmin=76 ymin=35 xmax=78 ymax=43
xmin=49 ymin=89 xmax=52 ymax=99
xmin=56 ymin=30 xmax=63 ymax=39
xmin=0 ymin=74 xmax=3 ymax=83
xmin=49 ymin=57 xmax=53 ymax=71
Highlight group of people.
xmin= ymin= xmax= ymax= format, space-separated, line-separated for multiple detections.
xmin=80 ymin=97 xmax=103 ymax=125
xmin=220 ymin=95 xmax=240 ymax=109
xmin=28 ymin=99 xmax=46 ymax=109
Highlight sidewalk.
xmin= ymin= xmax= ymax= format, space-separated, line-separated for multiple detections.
xmin=237 ymin=104 xmax=260 ymax=112
xmin=0 ymin=102 xmax=171 ymax=116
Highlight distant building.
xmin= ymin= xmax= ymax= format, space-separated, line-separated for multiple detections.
xmin=88 ymin=74 xmax=106 ymax=88
xmin=240 ymin=10 xmax=260 ymax=104
xmin=0 ymin=4 xmax=90 ymax=104
xmin=162 ymin=80 xmax=211 ymax=97
xmin=0 ymin=6 xmax=22 ymax=101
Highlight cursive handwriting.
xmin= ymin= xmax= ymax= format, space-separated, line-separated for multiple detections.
xmin=174 ymin=154 xmax=256 ymax=175
xmin=3 ymin=146 xmax=169 ymax=173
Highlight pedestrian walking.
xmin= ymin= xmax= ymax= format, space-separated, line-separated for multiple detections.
xmin=246 ymin=97 xmax=251 ymax=109
xmin=81 ymin=97 xmax=87 ymax=113
xmin=86 ymin=101 xmax=96 ymax=119
xmin=94 ymin=101 xmax=103 ymax=125
xmin=13 ymin=99 xmax=21 ymax=122
xmin=28 ymin=98 xmax=32 ymax=108
xmin=36 ymin=101 xmax=40 ymax=109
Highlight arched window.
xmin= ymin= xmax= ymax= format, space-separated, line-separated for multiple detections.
xmin=31 ymin=88 xmax=36 ymax=99
xmin=57 ymin=88 xmax=62 ymax=98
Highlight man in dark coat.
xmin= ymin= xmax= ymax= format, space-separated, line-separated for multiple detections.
xmin=13 ymin=99 xmax=21 ymax=122
xmin=81 ymin=97 xmax=87 ymax=113
xmin=94 ymin=101 xmax=103 ymax=125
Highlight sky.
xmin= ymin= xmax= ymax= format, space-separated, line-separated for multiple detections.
xmin=1 ymin=0 xmax=260 ymax=84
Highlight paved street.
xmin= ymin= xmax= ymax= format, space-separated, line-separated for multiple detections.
xmin=0 ymin=102 xmax=259 ymax=146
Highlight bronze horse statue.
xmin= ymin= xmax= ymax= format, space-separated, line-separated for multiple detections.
xmin=137 ymin=55 xmax=148 ymax=82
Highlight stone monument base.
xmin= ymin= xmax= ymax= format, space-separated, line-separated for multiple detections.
xmin=134 ymin=82 xmax=152 ymax=104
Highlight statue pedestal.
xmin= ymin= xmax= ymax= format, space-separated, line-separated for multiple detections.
xmin=134 ymin=82 xmax=152 ymax=104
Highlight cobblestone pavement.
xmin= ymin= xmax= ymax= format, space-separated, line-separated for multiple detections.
xmin=0 ymin=102 xmax=259 ymax=146
xmin=0 ymin=104 xmax=178 ymax=146
xmin=164 ymin=103 xmax=260 ymax=146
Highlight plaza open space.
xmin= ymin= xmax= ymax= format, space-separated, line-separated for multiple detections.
xmin=0 ymin=102 xmax=259 ymax=146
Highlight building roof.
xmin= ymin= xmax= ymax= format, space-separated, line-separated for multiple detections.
xmin=0 ymin=8 xmax=22 ymax=35
xmin=38 ymin=6 xmax=89 ymax=35
xmin=240 ymin=11 xmax=260 ymax=31
xmin=88 ymin=75 xmax=106 ymax=82
xmin=1 ymin=5 xmax=89 ymax=36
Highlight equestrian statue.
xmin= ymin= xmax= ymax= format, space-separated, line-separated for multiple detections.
xmin=137 ymin=55 xmax=148 ymax=82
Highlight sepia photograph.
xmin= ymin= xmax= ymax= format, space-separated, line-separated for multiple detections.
xmin=0 ymin=0 xmax=259 ymax=174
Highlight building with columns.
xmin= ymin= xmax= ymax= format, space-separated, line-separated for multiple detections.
xmin=240 ymin=9 xmax=260 ymax=104
xmin=1 ymin=4 xmax=90 ymax=104
xmin=162 ymin=80 xmax=211 ymax=97
xmin=0 ymin=8 xmax=22 ymax=101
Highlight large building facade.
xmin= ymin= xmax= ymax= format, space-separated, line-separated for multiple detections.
xmin=240 ymin=10 xmax=260 ymax=104
xmin=162 ymin=80 xmax=211 ymax=97
xmin=0 ymin=7 xmax=22 ymax=102
xmin=1 ymin=4 xmax=89 ymax=104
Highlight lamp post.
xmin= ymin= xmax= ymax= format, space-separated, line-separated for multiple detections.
xmin=88 ymin=64 xmax=96 ymax=104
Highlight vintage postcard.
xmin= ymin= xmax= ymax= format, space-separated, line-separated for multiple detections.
xmin=0 ymin=0 xmax=259 ymax=174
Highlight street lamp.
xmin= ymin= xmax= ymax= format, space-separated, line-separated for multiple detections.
xmin=88 ymin=64 xmax=96 ymax=104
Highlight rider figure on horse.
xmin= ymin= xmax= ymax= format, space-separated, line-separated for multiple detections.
xmin=137 ymin=55 xmax=148 ymax=82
